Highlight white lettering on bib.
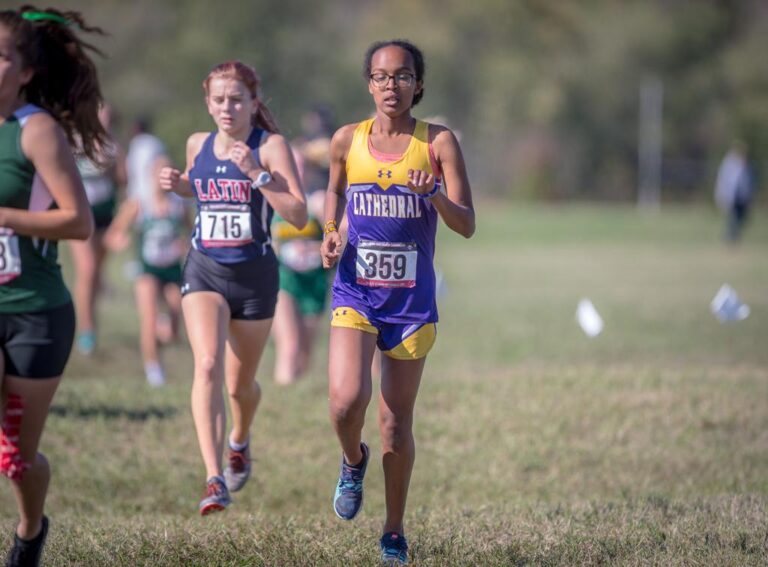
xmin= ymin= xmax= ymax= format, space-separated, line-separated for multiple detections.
xmin=356 ymin=239 xmax=417 ymax=288
xmin=0 ymin=229 xmax=22 ymax=285
xmin=200 ymin=204 xmax=253 ymax=248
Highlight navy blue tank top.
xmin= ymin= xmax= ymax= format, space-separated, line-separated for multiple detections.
xmin=188 ymin=128 xmax=273 ymax=263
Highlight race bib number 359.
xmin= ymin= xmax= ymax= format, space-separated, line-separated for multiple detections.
xmin=356 ymin=239 xmax=417 ymax=288
xmin=200 ymin=204 xmax=254 ymax=248
xmin=0 ymin=229 xmax=22 ymax=285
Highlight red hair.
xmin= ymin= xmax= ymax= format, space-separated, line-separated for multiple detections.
xmin=203 ymin=61 xmax=279 ymax=133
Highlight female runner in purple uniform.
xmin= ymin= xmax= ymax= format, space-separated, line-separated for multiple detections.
xmin=160 ymin=61 xmax=306 ymax=515
xmin=320 ymin=40 xmax=475 ymax=565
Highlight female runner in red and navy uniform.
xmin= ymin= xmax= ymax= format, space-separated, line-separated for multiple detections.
xmin=321 ymin=40 xmax=475 ymax=565
xmin=160 ymin=61 xmax=307 ymax=515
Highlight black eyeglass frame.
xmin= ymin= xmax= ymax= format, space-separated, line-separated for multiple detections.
xmin=368 ymin=72 xmax=417 ymax=89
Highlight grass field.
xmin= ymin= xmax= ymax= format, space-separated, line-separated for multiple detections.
xmin=2 ymin=203 xmax=767 ymax=566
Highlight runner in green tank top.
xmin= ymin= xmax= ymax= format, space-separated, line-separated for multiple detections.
xmin=106 ymin=164 xmax=189 ymax=388
xmin=0 ymin=113 xmax=72 ymax=313
xmin=271 ymin=188 xmax=330 ymax=385
xmin=69 ymin=103 xmax=126 ymax=356
xmin=0 ymin=8 xmax=107 ymax=567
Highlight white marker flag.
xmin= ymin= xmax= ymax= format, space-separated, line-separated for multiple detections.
xmin=576 ymin=298 xmax=604 ymax=337
xmin=711 ymin=284 xmax=750 ymax=323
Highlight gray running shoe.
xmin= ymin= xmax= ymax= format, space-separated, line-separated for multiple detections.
xmin=223 ymin=445 xmax=251 ymax=492
xmin=198 ymin=476 xmax=231 ymax=515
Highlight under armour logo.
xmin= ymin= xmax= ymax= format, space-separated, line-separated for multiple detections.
xmin=377 ymin=169 xmax=392 ymax=179
xmin=216 ymin=165 xmax=227 ymax=173
xmin=181 ymin=283 xmax=190 ymax=294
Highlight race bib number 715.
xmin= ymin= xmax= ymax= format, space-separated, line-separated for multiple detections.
xmin=200 ymin=203 xmax=254 ymax=248
xmin=356 ymin=239 xmax=417 ymax=288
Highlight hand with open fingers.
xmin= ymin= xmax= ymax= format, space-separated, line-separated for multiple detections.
xmin=321 ymin=230 xmax=342 ymax=268
xmin=229 ymin=141 xmax=260 ymax=177
xmin=407 ymin=168 xmax=436 ymax=197
xmin=159 ymin=167 xmax=181 ymax=192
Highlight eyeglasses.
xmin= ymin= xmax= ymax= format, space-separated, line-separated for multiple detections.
xmin=369 ymin=72 xmax=416 ymax=89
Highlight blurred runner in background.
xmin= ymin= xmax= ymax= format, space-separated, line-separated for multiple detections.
xmin=70 ymin=102 xmax=125 ymax=355
xmin=105 ymin=136 xmax=189 ymax=387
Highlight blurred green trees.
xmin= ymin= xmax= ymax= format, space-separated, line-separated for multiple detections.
xmin=47 ymin=0 xmax=767 ymax=199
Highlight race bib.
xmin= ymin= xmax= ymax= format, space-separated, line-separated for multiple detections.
xmin=142 ymin=220 xmax=181 ymax=267
xmin=0 ymin=229 xmax=22 ymax=285
xmin=199 ymin=204 xmax=253 ymax=248
xmin=279 ymin=240 xmax=322 ymax=273
xmin=356 ymin=239 xmax=417 ymax=288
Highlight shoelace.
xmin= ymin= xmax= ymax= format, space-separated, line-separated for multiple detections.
xmin=228 ymin=450 xmax=248 ymax=473
xmin=338 ymin=464 xmax=364 ymax=492
xmin=206 ymin=480 xmax=225 ymax=497
xmin=382 ymin=535 xmax=408 ymax=560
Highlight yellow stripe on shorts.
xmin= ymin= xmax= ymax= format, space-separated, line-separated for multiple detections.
xmin=331 ymin=307 xmax=377 ymax=334
xmin=384 ymin=323 xmax=437 ymax=360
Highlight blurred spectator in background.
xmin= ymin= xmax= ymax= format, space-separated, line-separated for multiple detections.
xmin=71 ymin=103 xmax=126 ymax=355
xmin=715 ymin=140 xmax=755 ymax=242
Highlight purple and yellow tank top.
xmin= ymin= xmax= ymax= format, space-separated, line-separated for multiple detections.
xmin=331 ymin=118 xmax=440 ymax=324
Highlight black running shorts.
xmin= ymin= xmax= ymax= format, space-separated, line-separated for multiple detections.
xmin=181 ymin=248 xmax=278 ymax=320
xmin=1 ymin=301 xmax=75 ymax=379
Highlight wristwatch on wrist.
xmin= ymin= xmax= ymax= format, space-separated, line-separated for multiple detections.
xmin=250 ymin=170 xmax=272 ymax=189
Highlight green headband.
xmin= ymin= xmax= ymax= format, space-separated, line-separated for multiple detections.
xmin=21 ymin=11 xmax=70 ymax=26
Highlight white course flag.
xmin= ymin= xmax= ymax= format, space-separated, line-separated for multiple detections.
xmin=576 ymin=298 xmax=604 ymax=337
xmin=710 ymin=284 xmax=750 ymax=323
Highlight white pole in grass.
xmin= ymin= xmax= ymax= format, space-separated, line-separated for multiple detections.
xmin=638 ymin=76 xmax=663 ymax=210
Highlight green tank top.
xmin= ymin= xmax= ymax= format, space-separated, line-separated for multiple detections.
xmin=0 ymin=105 xmax=71 ymax=313
xmin=137 ymin=215 xmax=185 ymax=269
xmin=76 ymin=151 xmax=117 ymax=225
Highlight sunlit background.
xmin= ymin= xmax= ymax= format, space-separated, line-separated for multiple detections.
xmin=44 ymin=0 xmax=768 ymax=203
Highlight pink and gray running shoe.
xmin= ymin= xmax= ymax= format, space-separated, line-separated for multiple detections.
xmin=199 ymin=476 xmax=231 ymax=515
xmin=223 ymin=445 xmax=252 ymax=492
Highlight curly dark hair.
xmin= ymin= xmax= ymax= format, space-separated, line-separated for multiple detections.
xmin=363 ymin=39 xmax=425 ymax=107
xmin=0 ymin=6 xmax=108 ymax=162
